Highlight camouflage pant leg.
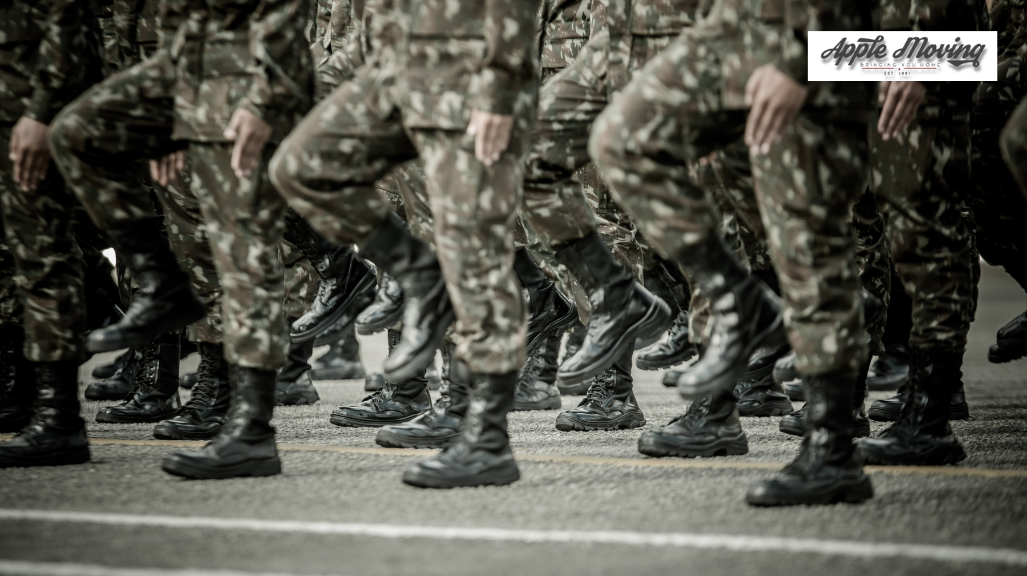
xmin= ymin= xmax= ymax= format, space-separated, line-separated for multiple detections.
xmin=686 ymin=201 xmax=751 ymax=346
xmin=0 ymin=126 xmax=86 ymax=362
xmin=269 ymin=71 xmax=410 ymax=247
xmin=751 ymin=117 xmax=868 ymax=377
xmin=710 ymin=140 xmax=771 ymax=271
xmin=523 ymin=218 xmax=591 ymax=325
xmin=379 ymin=161 xmax=436 ymax=249
xmin=279 ymin=238 xmax=318 ymax=319
xmin=188 ymin=143 xmax=289 ymax=371
xmin=0 ymin=229 xmax=21 ymax=327
xmin=521 ymin=33 xmax=607 ymax=248
xmin=972 ymin=121 xmax=1027 ymax=291
xmin=582 ymin=165 xmax=644 ymax=282
xmin=872 ymin=115 xmax=973 ymax=353
xmin=153 ymin=159 xmax=224 ymax=343
xmin=851 ymin=188 xmax=892 ymax=355
xmin=49 ymin=51 xmax=181 ymax=231
xmin=412 ymin=129 xmax=527 ymax=375
xmin=589 ymin=26 xmax=749 ymax=262
xmin=1000 ymin=96 xmax=1027 ymax=212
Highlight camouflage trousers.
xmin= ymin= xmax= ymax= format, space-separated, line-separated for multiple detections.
xmin=590 ymin=18 xmax=869 ymax=376
xmin=49 ymin=53 xmax=290 ymax=370
xmin=270 ymin=71 xmax=527 ymax=375
xmin=0 ymin=125 xmax=86 ymax=362
xmin=870 ymin=113 xmax=973 ymax=353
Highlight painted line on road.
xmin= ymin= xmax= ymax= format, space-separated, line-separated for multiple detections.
xmin=2 ymin=509 xmax=1026 ymax=567
xmin=0 ymin=560 xmax=306 ymax=576
xmin=3 ymin=435 xmax=1027 ymax=478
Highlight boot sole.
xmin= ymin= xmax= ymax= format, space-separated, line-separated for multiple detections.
xmin=384 ymin=309 xmax=456 ymax=384
xmin=161 ymin=455 xmax=282 ymax=479
xmin=86 ymin=302 xmax=205 ymax=353
xmin=96 ymin=410 xmax=180 ymax=424
xmin=152 ymin=424 xmax=222 ymax=441
xmin=861 ymin=444 xmax=967 ymax=466
xmin=0 ymin=446 xmax=91 ymax=468
xmin=526 ymin=304 xmax=580 ymax=357
xmin=638 ymin=434 xmax=749 ymax=458
xmin=402 ymin=463 xmax=520 ymax=489
xmin=556 ymin=382 xmax=592 ymax=396
xmin=636 ymin=346 xmax=698 ymax=371
xmin=866 ymin=373 xmax=908 ymax=391
xmin=84 ymin=390 xmax=133 ymax=401
xmin=276 ymin=391 xmax=321 ymax=406
xmin=330 ymin=411 xmax=425 ymax=428
xmin=356 ymin=303 xmax=405 ymax=336
xmin=782 ymin=381 xmax=804 ymax=401
xmin=557 ymin=299 xmax=671 ymax=386
xmin=738 ymin=400 xmax=794 ymax=418
xmin=375 ymin=428 xmax=459 ymax=449
xmin=291 ymin=272 xmax=377 ymax=343
xmin=868 ymin=405 xmax=901 ymax=422
xmin=555 ymin=413 xmax=646 ymax=431
xmin=746 ymin=476 xmax=873 ymax=507
xmin=988 ymin=339 xmax=1027 ymax=364
xmin=513 ymin=396 xmax=563 ymax=411
xmin=778 ymin=419 xmax=871 ymax=438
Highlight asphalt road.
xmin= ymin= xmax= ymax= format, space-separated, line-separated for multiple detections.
xmin=1 ymin=264 xmax=1025 ymax=576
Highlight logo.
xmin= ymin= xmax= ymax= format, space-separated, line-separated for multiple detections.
xmin=807 ymin=31 xmax=997 ymax=82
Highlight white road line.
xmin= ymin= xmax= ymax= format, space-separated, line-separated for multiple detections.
xmin=2 ymin=509 xmax=1027 ymax=567
xmin=0 ymin=561 xmax=305 ymax=576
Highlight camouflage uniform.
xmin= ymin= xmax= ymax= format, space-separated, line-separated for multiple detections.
xmin=271 ymin=0 xmax=538 ymax=375
xmin=50 ymin=0 xmax=315 ymax=370
xmin=591 ymin=0 xmax=873 ymax=377
xmin=0 ymin=1 xmax=108 ymax=362
xmin=972 ymin=0 xmax=1027 ymax=293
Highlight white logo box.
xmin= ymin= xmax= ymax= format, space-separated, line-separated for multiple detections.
xmin=807 ymin=31 xmax=997 ymax=82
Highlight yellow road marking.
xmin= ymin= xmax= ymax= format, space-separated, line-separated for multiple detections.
xmin=2 ymin=435 xmax=1026 ymax=478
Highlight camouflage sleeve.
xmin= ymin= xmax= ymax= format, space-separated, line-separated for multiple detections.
xmin=604 ymin=0 xmax=630 ymax=93
xmin=24 ymin=0 xmax=91 ymax=124
xmin=234 ymin=0 xmax=313 ymax=123
xmin=472 ymin=0 xmax=542 ymax=115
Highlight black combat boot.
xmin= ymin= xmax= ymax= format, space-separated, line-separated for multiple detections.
xmin=153 ymin=342 xmax=231 ymax=440
xmin=356 ymin=273 xmax=404 ymax=335
xmin=779 ymin=362 xmax=872 ymax=438
xmin=555 ymin=347 xmax=645 ymax=431
xmin=91 ymin=349 xmax=130 ymax=380
xmin=162 ymin=366 xmax=280 ymax=479
xmin=866 ymin=343 xmax=910 ymax=390
xmin=284 ymin=214 xmax=377 ymax=343
xmin=96 ymin=332 xmax=181 ymax=423
xmin=672 ymin=234 xmax=786 ymax=399
xmin=636 ymin=309 xmax=697 ymax=370
xmin=868 ymin=382 xmax=969 ymax=421
xmin=87 ymin=219 xmax=204 ymax=352
xmin=85 ymin=348 xmax=139 ymax=400
xmin=555 ymin=231 xmax=672 ymax=385
xmin=514 ymin=248 xmax=578 ymax=355
xmin=276 ymin=320 xmax=320 ymax=406
xmin=377 ymin=342 xmax=467 ymax=448
xmin=0 ymin=326 xmax=34 ymax=433
xmin=402 ymin=370 xmax=520 ymax=488
xmin=747 ymin=372 xmax=873 ymax=506
xmin=988 ymin=310 xmax=1027 ymax=363
xmin=860 ymin=348 xmax=968 ymax=465
xmin=772 ymin=351 xmax=804 ymax=400
xmin=662 ymin=365 xmax=687 ymax=388
xmin=638 ymin=389 xmax=748 ymax=458
xmin=330 ymin=329 xmax=430 ymax=426
xmin=0 ymin=361 xmax=89 ymax=467
xmin=310 ymin=324 xmax=366 ymax=380
xmin=359 ymin=212 xmax=454 ymax=383
xmin=364 ymin=372 xmax=386 ymax=392
xmin=732 ymin=344 xmax=793 ymax=417
xmin=514 ymin=331 xmax=562 ymax=411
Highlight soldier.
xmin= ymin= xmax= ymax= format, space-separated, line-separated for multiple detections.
xmin=0 ymin=0 xmax=106 ymax=467
xmin=591 ymin=0 xmax=877 ymax=505
xmin=49 ymin=0 xmax=316 ymax=479
xmin=270 ymin=0 xmax=542 ymax=488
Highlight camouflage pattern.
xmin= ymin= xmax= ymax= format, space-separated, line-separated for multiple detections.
xmin=51 ymin=0 xmax=315 ymax=370
xmin=105 ymin=0 xmax=161 ymax=71
xmin=591 ymin=0 xmax=873 ymax=376
xmin=272 ymin=0 xmax=538 ymax=375
xmin=0 ymin=127 xmax=86 ymax=362
xmin=0 ymin=0 xmax=107 ymax=362
xmin=851 ymin=189 xmax=892 ymax=354
xmin=869 ymin=113 xmax=974 ymax=353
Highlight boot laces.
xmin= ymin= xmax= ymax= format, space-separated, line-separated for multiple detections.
xmin=0 ymin=332 xmax=16 ymax=400
xmin=365 ymin=382 xmax=397 ymax=407
xmin=183 ymin=347 xmax=221 ymax=410
xmin=672 ymin=397 xmax=711 ymax=426
xmin=133 ymin=340 xmax=161 ymax=394
xmin=582 ymin=371 xmax=614 ymax=405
